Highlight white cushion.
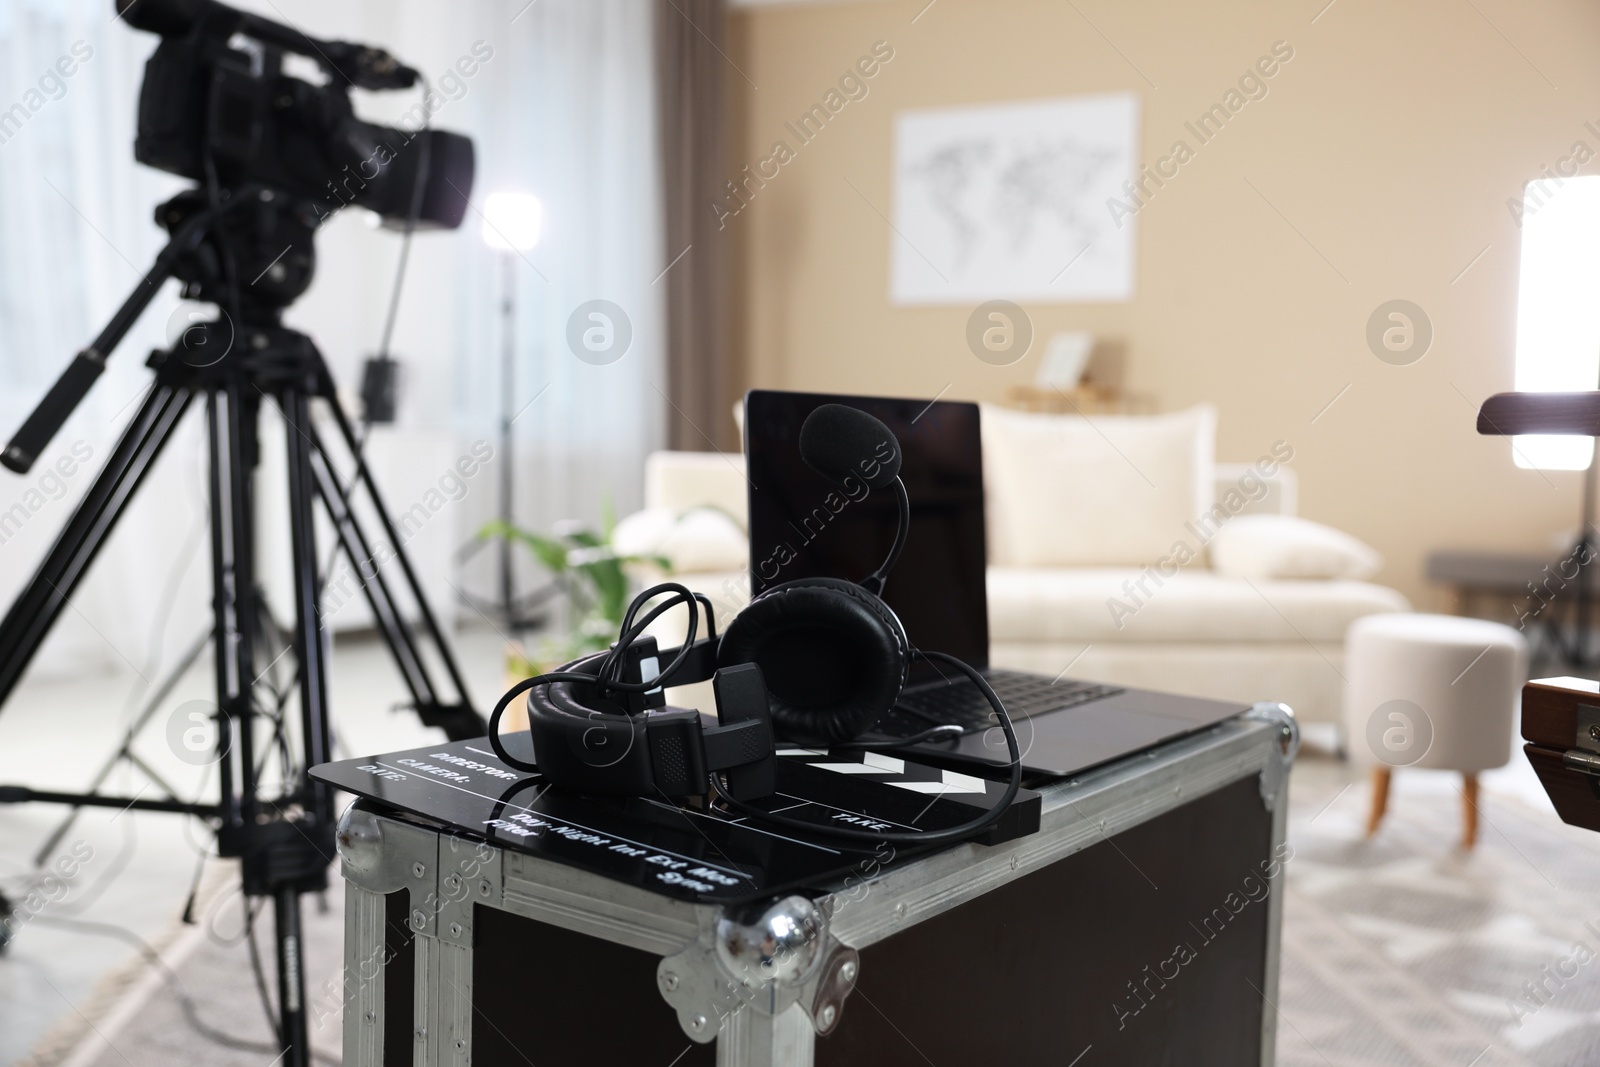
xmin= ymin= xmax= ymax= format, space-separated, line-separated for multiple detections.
xmin=613 ymin=506 xmax=748 ymax=574
xmin=1213 ymin=462 xmax=1297 ymax=517
xmin=643 ymin=452 xmax=748 ymax=522
xmin=981 ymin=404 xmax=1216 ymax=567
xmin=1209 ymin=515 xmax=1380 ymax=580
xmin=987 ymin=566 xmax=1410 ymax=644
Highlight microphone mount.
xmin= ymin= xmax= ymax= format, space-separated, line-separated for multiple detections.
xmin=860 ymin=476 xmax=910 ymax=596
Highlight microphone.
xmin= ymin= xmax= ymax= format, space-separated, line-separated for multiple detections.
xmin=797 ymin=403 xmax=908 ymax=595
xmin=798 ymin=403 xmax=902 ymax=489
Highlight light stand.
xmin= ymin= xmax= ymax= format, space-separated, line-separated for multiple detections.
xmin=1570 ymin=428 xmax=1599 ymax=665
xmin=457 ymin=191 xmax=550 ymax=632
xmin=499 ymin=251 xmax=517 ymax=624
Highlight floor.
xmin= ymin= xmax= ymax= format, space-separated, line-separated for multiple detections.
xmin=1 ymin=636 xmax=1594 ymax=1065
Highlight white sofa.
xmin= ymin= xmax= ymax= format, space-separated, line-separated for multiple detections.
xmin=618 ymin=408 xmax=1408 ymax=724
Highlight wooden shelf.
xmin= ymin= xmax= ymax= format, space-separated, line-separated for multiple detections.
xmin=1004 ymin=383 xmax=1124 ymax=415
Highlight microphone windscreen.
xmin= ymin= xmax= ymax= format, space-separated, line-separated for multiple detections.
xmin=798 ymin=404 xmax=902 ymax=490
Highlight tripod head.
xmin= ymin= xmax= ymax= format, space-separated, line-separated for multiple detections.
xmin=163 ymin=186 xmax=316 ymax=319
xmin=142 ymin=185 xmax=324 ymax=384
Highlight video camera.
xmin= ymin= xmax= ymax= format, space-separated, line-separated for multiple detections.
xmin=117 ymin=0 xmax=474 ymax=229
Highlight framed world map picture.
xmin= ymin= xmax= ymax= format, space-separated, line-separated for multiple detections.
xmin=891 ymin=92 xmax=1140 ymax=305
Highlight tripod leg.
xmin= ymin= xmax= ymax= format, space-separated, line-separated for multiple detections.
xmin=274 ymin=886 xmax=312 ymax=1067
xmin=321 ymin=394 xmax=481 ymax=727
xmin=306 ymin=434 xmax=436 ymax=702
xmin=247 ymin=385 xmax=329 ymax=1067
xmin=194 ymin=375 xmax=334 ymax=1067
xmin=282 ymin=389 xmax=333 ymax=799
xmin=0 ymin=380 xmax=192 ymax=707
xmin=249 ymin=592 xmax=300 ymax=776
xmin=209 ymin=384 xmax=259 ymax=829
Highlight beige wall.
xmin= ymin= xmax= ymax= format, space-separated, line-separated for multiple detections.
xmin=723 ymin=0 xmax=1600 ymax=611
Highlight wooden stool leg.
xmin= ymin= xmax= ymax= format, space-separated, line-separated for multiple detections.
xmin=1462 ymin=773 xmax=1480 ymax=850
xmin=1366 ymin=767 xmax=1392 ymax=837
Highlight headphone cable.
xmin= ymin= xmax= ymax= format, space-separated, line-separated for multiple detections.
xmin=486 ymin=670 xmax=599 ymax=774
xmin=829 ymin=722 xmax=965 ymax=749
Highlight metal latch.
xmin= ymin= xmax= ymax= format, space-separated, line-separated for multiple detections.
xmin=1576 ymin=704 xmax=1600 ymax=754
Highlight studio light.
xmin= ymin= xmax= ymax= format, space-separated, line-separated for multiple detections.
xmin=1513 ymin=174 xmax=1600 ymax=471
xmin=481 ymin=190 xmax=543 ymax=252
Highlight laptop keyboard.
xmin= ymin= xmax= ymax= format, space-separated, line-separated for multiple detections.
xmin=872 ymin=669 xmax=1124 ymax=738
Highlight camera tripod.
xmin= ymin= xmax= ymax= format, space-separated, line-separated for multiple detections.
xmin=0 ymin=185 xmax=483 ymax=1066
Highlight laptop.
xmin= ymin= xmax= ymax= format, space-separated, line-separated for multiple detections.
xmin=743 ymin=389 xmax=1249 ymax=778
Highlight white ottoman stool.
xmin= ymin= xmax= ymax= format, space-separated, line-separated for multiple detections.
xmin=1343 ymin=613 xmax=1527 ymax=848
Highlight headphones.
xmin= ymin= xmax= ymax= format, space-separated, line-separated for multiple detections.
xmin=488 ymin=404 xmax=1021 ymax=846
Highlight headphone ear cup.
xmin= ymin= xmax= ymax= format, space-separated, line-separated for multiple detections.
xmin=717 ymin=577 xmax=908 ymax=746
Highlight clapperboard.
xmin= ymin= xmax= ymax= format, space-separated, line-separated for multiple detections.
xmin=777 ymin=749 xmax=992 ymax=793
xmin=756 ymin=748 xmax=1037 ymax=847
xmin=312 ymin=738 xmax=1039 ymax=904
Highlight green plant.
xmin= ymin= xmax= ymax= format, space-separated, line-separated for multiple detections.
xmin=479 ymin=501 xmax=669 ymax=673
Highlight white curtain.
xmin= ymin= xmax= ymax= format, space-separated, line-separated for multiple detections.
xmin=0 ymin=0 xmax=208 ymax=682
xmin=0 ymin=0 xmax=666 ymax=681
xmin=413 ymin=0 xmax=668 ymax=600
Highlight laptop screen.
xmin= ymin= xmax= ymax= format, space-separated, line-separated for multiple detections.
xmin=743 ymin=390 xmax=989 ymax=679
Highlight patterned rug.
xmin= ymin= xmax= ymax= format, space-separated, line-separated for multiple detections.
xmin=1279 ymin=755 xmax=1600 ymax=1067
